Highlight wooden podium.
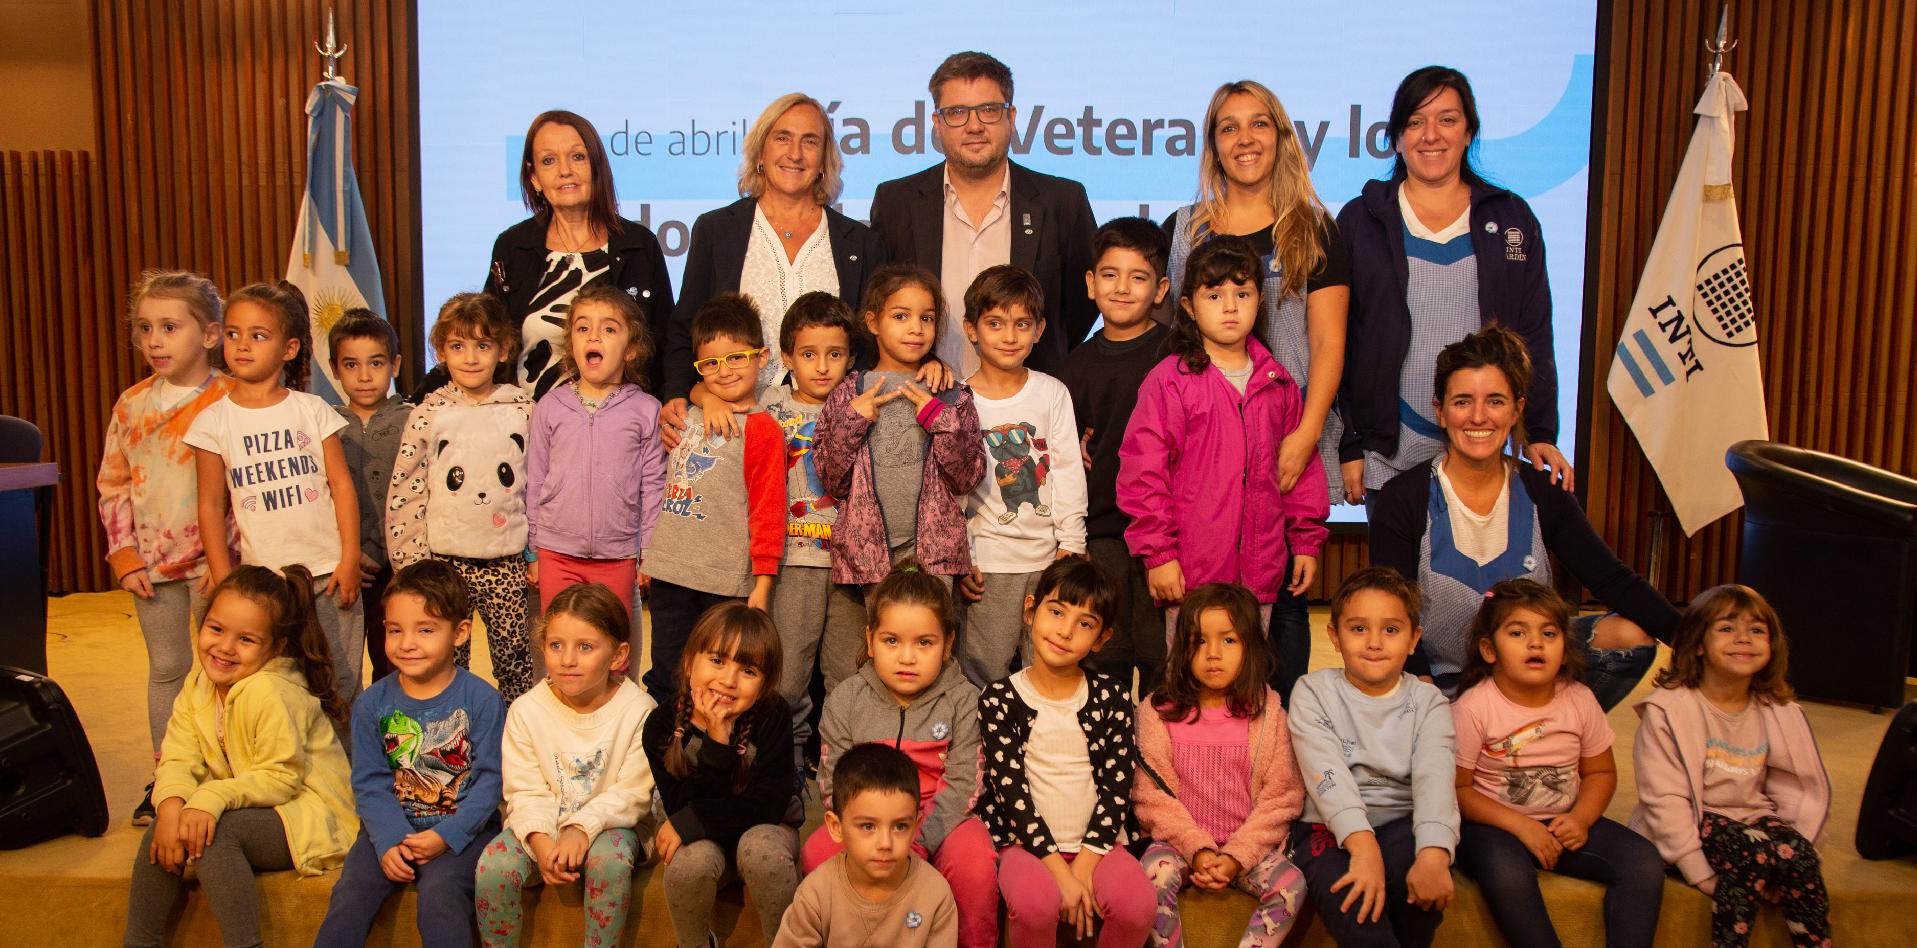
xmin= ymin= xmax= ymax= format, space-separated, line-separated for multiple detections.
xmin=0 ymin=463 xmax=58 ymax=674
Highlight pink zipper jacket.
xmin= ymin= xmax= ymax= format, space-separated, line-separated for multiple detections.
xmin=1133 ymin=689 xmax=1303 ymax=869
xmin=1628 ymin=685 xmax=1832 ymax=885
xmin=1117 ymin=343 xmax=1329 ymax=603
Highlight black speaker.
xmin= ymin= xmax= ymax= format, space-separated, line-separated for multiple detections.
xmin=1859 ymin=701 xmax=1917 ymax=861
xmin=0 ymin=665 xmax=108 ymax=848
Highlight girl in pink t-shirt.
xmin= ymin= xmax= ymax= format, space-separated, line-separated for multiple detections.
xmin=1450 ymin=580 xmax=1664 ymax=948
xmin=1134 ymin=583 xmax=1307 ymax=947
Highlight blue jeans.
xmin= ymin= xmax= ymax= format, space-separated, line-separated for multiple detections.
xmin=1456 ymin=816 xmax=1665 ymax=948
xmin=644 ymin=580 xmax=736 ymax=705
xmin=1266 ymin=557 xmax=1311 ymax=706
xmin=1289 ymin=816 xmax=1444 ymax=948
xmin=313 ymin=823 xmax=495 ymax=948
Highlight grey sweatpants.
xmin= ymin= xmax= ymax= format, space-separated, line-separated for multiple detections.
xmin=133 ymin=579 xmax=210 ymax=755
xmin=661 ymin=823 xmax=800 ymax=948
xmin=957 ymin=569 xmax=1043 ymax=687
xmin=771 ymin=564 xmax=865 ymax=769
xmin=123 ymin=808 xmax=293 ymax=948
xmin=310 ymin=572 xmax=364 ymax=706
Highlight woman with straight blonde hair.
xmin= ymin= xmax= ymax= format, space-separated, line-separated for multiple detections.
xmin=661 ymin=92 xmax=885 ymax=439
xmin=1163 ymin=78 xmax=1349 ymax=699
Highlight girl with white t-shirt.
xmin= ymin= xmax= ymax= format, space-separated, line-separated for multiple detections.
xmin=188 ymin=281 xmax=363 ymax=708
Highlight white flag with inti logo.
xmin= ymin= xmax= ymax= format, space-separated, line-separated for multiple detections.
xmin=1606 ymin=71 xmax=1768 ymax=536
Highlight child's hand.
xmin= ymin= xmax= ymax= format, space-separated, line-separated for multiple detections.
xmin=638 ymin=571 xmax=652 ymax=596
xmin=697 ymin=387 xmax=744 ymax=441
xmin=1287 ymin=554 xmax=1318 ymax=596
xmin=1051 ymin=858 xmax=1097 ymax=941
xmin=654 ymin=821 xmax=683 ymax=866
xmin=550 ymin=826 xmax=591 ymax=882
xmin=1405 ymin=847 xmax=1454 ymax=910
xmin=1277 ymin=427 xmax=1319 ymax=493
xmin=746 ymin=586 xmax=771 ymax=613
xmin=915 ymin=357 xmax=954 ymax=392
xmin=1340 ymin=459 xmax=1367 ymax=505
xmin=120 ymin=571 xmax=155 ymax=600
xmin=379 ymin=843 xmax=416 ymax=882
xmin=1190 ymin=850 xmax=1226 ymax=889
xmin=401 ymin=829 xmax=449 ymax=864
xmin=896 ymin=380 xmax=934 ymax=413
xmin=359 ymin=553 xmax=380 ymax=588
xmin=1201 ymin=852 xmax=1242 ymax=889
xmin=1330 ymin=831 xmax=1387 ymax=923
xmin=149 ymin=799 xmax=186 ymax=873
xmin=692 ymin=686 xmax=740 ymax=743
xmin=958 ymin=568 xmax=985 ymax=602
xmin=1547 ymin=812 xmax=1591 ymax=851
xmin=207 ymin=562 xmax=231 ymax=587
xmin=849 ymin=379 xmax=904 ymax=422
xmin=193 ymin=571 xmax=215 ymax=597
xmin=1698 ymin=875 xmax=1717 ymax=897
xmin=1516 ymin=818 xmax=1564 ymax=869
xmin=1079 ymin=428 xmax=1095 ymax=468
xmin=178 ymin=807 xmax=217 ymax=861
xmin=660 ymin=398 xmax=690 ymax=449
xmin=1147 ymin=560 xmax=1186 ymax=602
xmin=526 ymin=559 xmax=540 ymax=586
xmin=330 ymin=558 xmax=362 ymax=608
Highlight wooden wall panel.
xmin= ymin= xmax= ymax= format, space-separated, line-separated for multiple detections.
xmin=0 ymin=2 xmax=418 ymax=593
xmin=1582 ymin=0 xmax=1917 ymax=601
xmin=0 ymin=150 xmax=125 ymax=592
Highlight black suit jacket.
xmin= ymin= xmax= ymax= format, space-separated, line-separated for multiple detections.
xmin=867 ymin=161 xmax=1098 ymax=373
xmin=662 ymin=197 xmax=886 ymax=401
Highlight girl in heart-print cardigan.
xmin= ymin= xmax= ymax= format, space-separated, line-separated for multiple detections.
xmin=976 ymin=669 xmax=1136 ymax=854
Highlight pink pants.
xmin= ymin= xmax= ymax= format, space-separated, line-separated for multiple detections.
xmin=998 ymin=844 xmax=1155 ymax=947
xmin=802 ymin=817 xmax=999 ymax=948
xmin=536 ymin=548 xmax=637 ymax=611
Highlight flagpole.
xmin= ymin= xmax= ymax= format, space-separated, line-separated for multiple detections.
xmin=1643 ymin=2 xmax=1738 ymax=592
xmin=314 ymin=5 xmax=346 ymax=82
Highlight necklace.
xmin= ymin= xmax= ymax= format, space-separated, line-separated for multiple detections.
xmin=763 ymin=203 xmax=818 ymax=240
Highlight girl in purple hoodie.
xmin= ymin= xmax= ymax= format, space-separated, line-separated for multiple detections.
xmin=1630 ymin=585 xmax=1832 ymax=948
xmin=526 ymin=283 xmax=666 ymax=633
xmin=1117 ymin=238 xmax=1329 ymax=649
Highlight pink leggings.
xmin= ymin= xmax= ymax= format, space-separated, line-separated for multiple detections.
xmin=802 ymin=817 xmax=999 ymax=948
xmin=536 ymin=548 xmax=637 ymax=611
xmin=998 ymin=844 xmax=1155 ymax=947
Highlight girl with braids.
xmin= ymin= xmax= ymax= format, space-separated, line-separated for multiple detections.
xmin=188 ymin=281 xmax=365 ymax=710
xmin=642 ymin=602 xmax=802 ymax=947
xmin=475 ymin=581 xmax=655 ymax=947
xmin=122 ymin=564 xmax=356 ymax=948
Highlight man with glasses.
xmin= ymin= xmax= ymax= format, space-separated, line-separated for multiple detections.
xmin=870 ymin=51 xmax=1099 ymax=377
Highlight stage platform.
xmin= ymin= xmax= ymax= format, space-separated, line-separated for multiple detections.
xmin=4 ymin=591 xmax=1915 ymax=946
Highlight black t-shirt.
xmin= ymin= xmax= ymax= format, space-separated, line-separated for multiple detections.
xmin=1160 ymin=210 xmax=1350 ymax=293
xmin=1058 ymin=321 xmax=1172 ymax=541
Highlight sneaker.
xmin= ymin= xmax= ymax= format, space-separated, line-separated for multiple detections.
xmin=131 ymin=782 xmax=156 ymax=826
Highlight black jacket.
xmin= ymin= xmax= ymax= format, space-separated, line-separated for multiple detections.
xmin=1336 ymin=176 xmax=1558 ymax=460
xmin=868 ymin=161 xmax=1099 ymax=374
xmin=411 ymin=214 xmax=676 ymax=402
xmin=662 ymin=197 xmax=886 ymax=401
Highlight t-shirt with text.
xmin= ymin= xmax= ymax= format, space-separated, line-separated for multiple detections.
xmin=184 ymin=391 xmax=347 ymax=574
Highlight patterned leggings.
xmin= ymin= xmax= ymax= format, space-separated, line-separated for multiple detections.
xmin=1700 ymin=812 xmax=1831 ymax=947
xmin=474 ymin=827 xmax=639 ymax=948
xmin=437 ymin=553 xmax=534 ymax=701
xmin=1140 ymin=842 xmax=1306 ymax=948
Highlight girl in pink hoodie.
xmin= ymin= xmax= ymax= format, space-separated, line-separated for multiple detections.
xmin=1630 ymin=585 xmax=1832 ymax=948
xmin=1117 ymin=238 xmax=1328 ymax=656
xmin=1134 ymin=583 xmax=1306 ymax=947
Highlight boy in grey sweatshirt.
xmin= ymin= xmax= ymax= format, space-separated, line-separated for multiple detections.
xmin=1287 ymin=567 xmax=1459 ymax=947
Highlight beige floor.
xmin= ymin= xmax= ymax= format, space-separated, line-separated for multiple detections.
xmin=8 ymin=592 xmax=1917 ymax=946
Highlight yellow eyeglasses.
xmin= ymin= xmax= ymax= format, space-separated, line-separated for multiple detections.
xmin=692 ymin=347 xmax=765 ymax=376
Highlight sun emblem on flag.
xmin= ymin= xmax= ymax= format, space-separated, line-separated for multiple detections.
xmin=307 ymin=286 xmax=365 ymax=340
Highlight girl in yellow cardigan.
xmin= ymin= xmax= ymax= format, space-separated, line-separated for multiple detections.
xmin=122 ymin=564 xmax=358 ymax=948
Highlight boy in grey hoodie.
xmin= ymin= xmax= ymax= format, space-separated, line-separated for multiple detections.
xmin=1288 ymin=566 xmax=1459 ymax=947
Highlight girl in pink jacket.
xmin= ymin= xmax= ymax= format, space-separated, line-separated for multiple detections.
xmin=1134 ymin=583 xmax=1306 ymax=947
xmin=1117 ymin=237 xmax=1329 ymax=654
xmin=1630 ymin=584 xmax=1832 ymax=948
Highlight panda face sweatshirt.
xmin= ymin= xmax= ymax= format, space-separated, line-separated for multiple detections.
xmin=387 ymin=383 xmax=534 ymax=565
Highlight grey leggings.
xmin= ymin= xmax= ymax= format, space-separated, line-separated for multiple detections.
xmin=308 ymin=572 xmax=365 ymax=708
xmin=123 ymin=808 xmax=293 ymax=948
xmin=133 ymin=580 xmax=209 ymax=755
xmin=661 ymin=823 xmax=800 ymax=948
xmin=957 ymin=570 xmax=1043 ymax=687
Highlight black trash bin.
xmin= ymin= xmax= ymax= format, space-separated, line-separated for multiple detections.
xmin=1726 ymin=440 xmax=1917 ymax=708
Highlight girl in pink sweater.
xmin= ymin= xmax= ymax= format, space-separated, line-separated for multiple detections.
xmin=1134 ymin=583 xmax=1305 ymax=947
xmin=1630 ymin=585 xmax=1831 ymax=948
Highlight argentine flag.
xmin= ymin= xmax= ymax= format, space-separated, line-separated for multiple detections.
xmin=285 ymin=78 xmax=388 ymax=404
xmin=1605 ymin=72 xmax=1768 ymax=536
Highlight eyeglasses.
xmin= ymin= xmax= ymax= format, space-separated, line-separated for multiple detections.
xmin=934 ymin=102 xmax=1012 ymax=127
xmin=692 ymin=347 xmax=765 ymax=376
